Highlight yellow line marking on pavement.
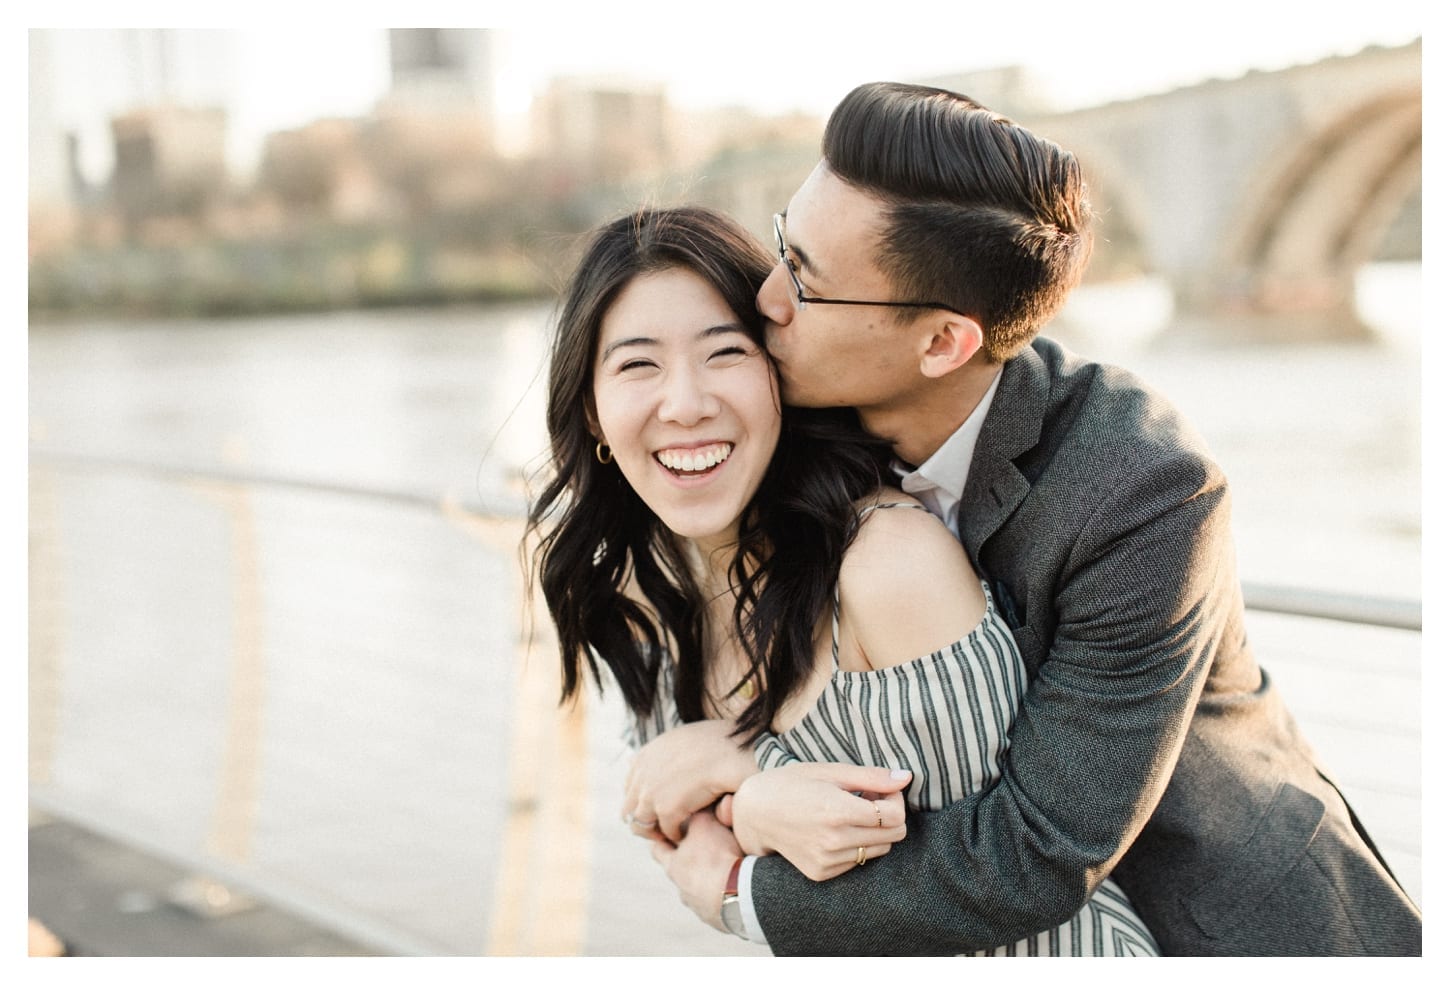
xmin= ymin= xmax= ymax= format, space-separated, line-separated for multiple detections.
xmin=178 ymin=474 xmax=268 ymax=875
xmin=526 ymin=661 xmax=590 ymax=954
xmin=460 ymin=514 xmax=591 ymax=955
xmin=205 ymin=483 xmax=267 ymax=867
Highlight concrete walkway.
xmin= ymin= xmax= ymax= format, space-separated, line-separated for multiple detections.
xmin=29 ymin=809 xmax=382 ymax=957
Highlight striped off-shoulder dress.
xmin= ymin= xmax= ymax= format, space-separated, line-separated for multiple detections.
xmin=631 ymin=502 xmax=1159 ymax=956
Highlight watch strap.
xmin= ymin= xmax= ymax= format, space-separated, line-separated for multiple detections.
xmin=724 ymin=855 xmax=743 ymax=897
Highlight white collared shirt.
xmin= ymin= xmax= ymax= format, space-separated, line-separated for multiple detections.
xmin=736 ymin=368 xmax=1003 ymax=944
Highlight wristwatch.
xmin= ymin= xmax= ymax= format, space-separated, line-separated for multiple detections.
xmin=720 ymin=856 xmax=747 ymax=939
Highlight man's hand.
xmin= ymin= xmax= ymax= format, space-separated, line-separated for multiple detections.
xmin=650 ymin=809 xmax=743 ymax=933
xmin=725 ymin=762 xmax=911 ymax=881
xmin=624 ymin=719 xmax=757 ymax=843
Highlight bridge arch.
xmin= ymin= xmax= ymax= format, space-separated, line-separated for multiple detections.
xmin=1073 ymin=140 xmax=1156 ymax=282
xmin=1211 ymin=85 xmax=1421 ymax=321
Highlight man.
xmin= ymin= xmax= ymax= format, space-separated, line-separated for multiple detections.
xmin=648 ymin=82 xmax=1421 ymax=955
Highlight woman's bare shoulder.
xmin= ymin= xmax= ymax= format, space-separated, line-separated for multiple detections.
xmin=838 ymin=492 xmax=987 ymax=670
xmin=846 ymin=489 xmax=967 ymax=566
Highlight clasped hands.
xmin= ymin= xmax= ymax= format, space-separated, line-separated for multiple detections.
xmin=623 ymin=719 xmax=912 ymax=885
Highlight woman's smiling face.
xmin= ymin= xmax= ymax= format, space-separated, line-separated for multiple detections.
xmin=592 ymin=266 xmax=781 ymax=555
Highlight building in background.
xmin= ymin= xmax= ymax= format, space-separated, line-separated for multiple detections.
xmin=379 ymin=29 xmax=497 ymax=144
xmin=531 ymin=76 xmax=669 ymax=186
xmin=30 ymin=29 xmax=237 ymax=197
xmin=111 ymin=106 xmax=229 ymax=233
xmin=29 ymin=29 xmax=237 ymax=253
xmin=361 ymin=29 xmax=504 ymax=215
xmin=386 ymin=29 xmax=495 ymax=109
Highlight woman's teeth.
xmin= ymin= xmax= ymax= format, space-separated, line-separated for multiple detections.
xmin=655 ymin=443 xmax=732 ymax=474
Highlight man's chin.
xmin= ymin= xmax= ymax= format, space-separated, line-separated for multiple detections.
xmin=772 ymin=363 xmax=832 ymax=408
xmin=779 ymin=382 xmax=828 ymax=409
xmin=774 ymin=374 xmax=804 ymax=406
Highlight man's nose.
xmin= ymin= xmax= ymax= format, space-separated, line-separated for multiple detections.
xmin=757 ymin=263 xmax=795 ymax=327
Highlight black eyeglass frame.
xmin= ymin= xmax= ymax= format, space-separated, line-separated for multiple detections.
xmin=772 ymin=212 xmax=965 ymax=315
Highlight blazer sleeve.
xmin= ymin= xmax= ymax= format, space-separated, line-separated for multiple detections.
xmin=748 ymin=451 xmax=1237 ymax=955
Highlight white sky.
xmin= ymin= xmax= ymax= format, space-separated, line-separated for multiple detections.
xmin=30 ymin=2 xmax=1426 ymax=178
xmin=489 ymin=3 xmax=1425 ymax=115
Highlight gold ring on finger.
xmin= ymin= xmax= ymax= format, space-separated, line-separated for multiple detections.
xmin=873 ymin=801 xmax=883 ymax=827
xmin=856 ymin=845 xmax=867 ymax=866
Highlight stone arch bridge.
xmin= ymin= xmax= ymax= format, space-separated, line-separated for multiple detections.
xmin=1031 ymin=40 xmax=1421 ymax=339
xmin=692 ymin=40 xmax=1420 ymax=341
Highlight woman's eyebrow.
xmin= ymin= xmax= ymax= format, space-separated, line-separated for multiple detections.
xmin=599 ymin=323 xmax=746 ymax=361
xmin=599 ymin=336 xmax=656 ymax=361
xmin=699 ymin=323 xmax=747 ymax=340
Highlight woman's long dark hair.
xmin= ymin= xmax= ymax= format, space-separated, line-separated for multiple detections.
xmin=527 ymin=205 xmax=891 ymax=741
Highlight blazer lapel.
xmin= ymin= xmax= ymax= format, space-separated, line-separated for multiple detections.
xmin=955 ymin=344 xmax=1049 ymax=568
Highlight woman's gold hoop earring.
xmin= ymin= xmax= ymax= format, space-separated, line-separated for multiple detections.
xmin=595 ymin=442 xmax=613 ymax=465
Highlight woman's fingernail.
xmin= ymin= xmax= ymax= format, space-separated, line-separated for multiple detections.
xmin=890 ymin=769 xmax=912 ymax=780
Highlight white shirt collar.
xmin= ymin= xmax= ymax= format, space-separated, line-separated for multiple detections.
xmin=892 ymin=369 xmax=1003 ymax=533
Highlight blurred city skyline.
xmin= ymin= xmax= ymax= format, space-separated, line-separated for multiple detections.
xmin=32 ymin=8 xmax=1425 ymax=184
xmin=27 ymin=23 xmax=1422 ymax=330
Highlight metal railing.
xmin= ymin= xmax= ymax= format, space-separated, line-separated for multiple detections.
xmin=29 ymin=449 xmax=1422 ymax=632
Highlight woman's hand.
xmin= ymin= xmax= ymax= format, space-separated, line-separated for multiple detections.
xmin=624 ymin=719 xmax=759 ymax=843
xmin=721 ymin=762 xmax=911 ymax=881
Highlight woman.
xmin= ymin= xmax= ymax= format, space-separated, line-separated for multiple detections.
xmin=527 ymin=205 xmax=1157 ymax=956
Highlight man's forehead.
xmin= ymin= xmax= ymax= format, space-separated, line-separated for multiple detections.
xmin=786 ymin=164 xmax=888 ymax=263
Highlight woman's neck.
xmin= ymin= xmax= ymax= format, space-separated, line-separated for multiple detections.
xmin=672 ymin=534 xmax=753 ymax=717
xmin=680 ymin=533 xmax=740 ymax=602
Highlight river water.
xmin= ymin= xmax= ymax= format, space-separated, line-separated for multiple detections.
xmin=26 ymin=263 xmax=1423 ymax=954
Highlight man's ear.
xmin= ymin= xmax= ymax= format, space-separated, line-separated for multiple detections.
xmin=919 ymin=314 xmax=983 ymax=379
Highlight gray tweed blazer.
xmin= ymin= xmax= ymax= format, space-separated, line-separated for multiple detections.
xmin=749 ymin=336 xmax=1421 ymax=955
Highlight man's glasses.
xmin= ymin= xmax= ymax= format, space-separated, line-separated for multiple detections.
xmin=772 ymin=213 xmax=964 ymax=315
